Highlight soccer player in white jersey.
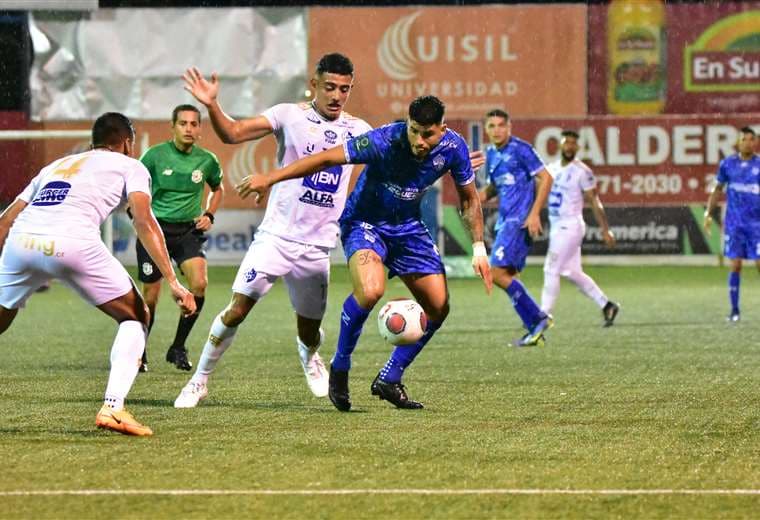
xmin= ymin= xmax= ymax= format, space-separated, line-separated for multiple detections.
xmin=541 ymin=130 xmax=620 ymax=326
xmin=0 ymin=113 xmax=196 ymax=436
xmin=174 ymin=53 xmax=372 ymax=408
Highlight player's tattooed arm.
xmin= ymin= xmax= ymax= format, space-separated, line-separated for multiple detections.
xmin=0 ymin=199 xmax=27 ymax=255
xmin=455 ymin=181 xmax=493 ymax=294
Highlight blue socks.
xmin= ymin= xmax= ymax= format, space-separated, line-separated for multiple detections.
xmin=729 ymin=271 xmax=740 ymax=315
xmin=379 ymin=320 xmax=442 ymax=383
xmin=505 ymin=279 xmax=544 ymax=329
xmin=331 ymin=294 xmax=371 ymax=371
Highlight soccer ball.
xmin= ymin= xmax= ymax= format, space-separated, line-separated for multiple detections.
xmin=377 ymin=298 xmax=427 ymax=345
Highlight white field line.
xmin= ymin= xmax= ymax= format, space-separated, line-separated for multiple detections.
xmin=2 ymin=489 xmax=760 ymax=497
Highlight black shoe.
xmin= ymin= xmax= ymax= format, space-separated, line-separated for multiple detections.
xmin=166 ymin=346 xmax=192 ymax=371
xmin=371 ymin=375 xmax=424 ymax=410
xmin=328 ymin=364 xmax=351 ymax=412
xmin=602 ymin=301 xmax=620 ymax=327
xmin=138 ymin=351 xmax=148 ymax=373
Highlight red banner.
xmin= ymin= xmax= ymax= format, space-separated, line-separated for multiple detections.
xmin=444 ymin=115 xmax=760 ymax=206
xmin=309 ymin=5 xmax=587 ymax=124
xmin=589 ymin=1 xmax=760 ymax=115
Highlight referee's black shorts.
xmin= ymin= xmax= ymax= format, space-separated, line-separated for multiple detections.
xmin=136 ymin=219 xmax=208 ymax=283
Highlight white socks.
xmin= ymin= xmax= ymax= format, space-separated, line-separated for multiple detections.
xmin=541 ymin=272 xmax=561 ymax=314
xmin=103 ymin=320 xmax=146 ymax=411
xmin=542 ymin=271 xmax=609 ymax=313
xmin=191 ymin=312 xmax=238 ymax=385
xmin=566 ymin=270 xmax=608 ymax=308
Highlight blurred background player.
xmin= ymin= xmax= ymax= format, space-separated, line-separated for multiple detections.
xmin=173 ymin=53 xmax=371 ymax=408
xmin=136 ymin=104 xmax=223 ymax=372
xmin=704 ymin=127 xmax=760 ymax=322
xmin=540 ymin=130 xmax=620 ymax=326
xmin=480 ymin=109 xmax=553 ymax=347
xmin=0 ymin=112 xmax=196 ymax=436
xmin=237 ymin=95 xmax=492 ymax=411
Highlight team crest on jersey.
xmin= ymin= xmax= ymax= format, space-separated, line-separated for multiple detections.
xmin=244 ymin=268 xmax=257 ymax=283
xmin=142 ymin=262 xmax=153 ymax=276
xmin=191 ymin=170 xmax=203 ymax=183
xmin=432 ymin=154 xmax=445 ymax=171
xmin=324 ymin=129 xmax=338 ymax=145
xmin=32 ymin=181 xmax=71 ymax=207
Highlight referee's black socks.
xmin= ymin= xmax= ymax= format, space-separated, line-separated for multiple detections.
xmin=171 ymin=295 xmax=205 ymax=350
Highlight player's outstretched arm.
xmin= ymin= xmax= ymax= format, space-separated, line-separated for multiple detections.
xmin=182 ymin=67 xmax=273 ymax=144
xmin=524 ymin=168 xmax=553 ymax=237
xmin=455 ymin=181 xmax=493 ymax=294
xmin=703 ymin=183 xmax=724 ymax=236
xmin=585 ymin=188 xmax=616 ymax=248
xmin=236 ymin=145 xmax=348 ymax=200
xmin=0 ymin=199 xmax=27 ymax=255
xmin=128 ymin=192 xmax=196 ymax=316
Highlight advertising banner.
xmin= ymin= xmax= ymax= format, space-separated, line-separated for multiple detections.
xmin=309 ymin=5 xmax=587 ymax=123
xmin=448 ymin=115 xmax=760 ymax=207
xmin=589 ymin=1 xmax=760 ymax=115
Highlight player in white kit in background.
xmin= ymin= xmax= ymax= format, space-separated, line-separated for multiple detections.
xmin=0 ymin=113 xmax=196 ymax=436
xmin=174 ymin=54 xmax=372 ymax=408
xmin=541 ymin=130 xmax=620 ymax=327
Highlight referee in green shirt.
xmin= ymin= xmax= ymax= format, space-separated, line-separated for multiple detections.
xmin=136 ymin=104 xmax=224 ymax=371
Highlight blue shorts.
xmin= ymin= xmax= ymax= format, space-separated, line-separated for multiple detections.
xmin=341 ymin=220 xmax=444 ymax=278
xmin=490 ymin=222 xmax=533 ymax=272
xmin=724 ymin=225 xmax=760 ymax=260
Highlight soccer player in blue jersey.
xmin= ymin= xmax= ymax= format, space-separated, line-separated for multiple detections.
xmin=237 ymin=95 xmax=492 ymax=411
xmin=480 ymin=109 xmax=554 ymax=347
xmin=704 ymin=127 xmax=760 ymax=322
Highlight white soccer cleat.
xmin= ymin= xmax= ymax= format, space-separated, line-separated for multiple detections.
xmin=297 ymin=330 xmax=329 ymax=398
xmin=174 ymin=380 xmax=208 ymax=408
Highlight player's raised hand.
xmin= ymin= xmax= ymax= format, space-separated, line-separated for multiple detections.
xmin=182 ymin=67 xmax=219 ymax=107
xmin=523 ymin=212 xmax=543 ymax=237
xmin=235 ymin=173 xmax=270 ymax=201
xmin=167 ymin=279 xmax=197 ymax=317
xmin=469 ymin=150 xmax=485 ymax=171
xmin=471 ymin=241 xmax=493 ymax=294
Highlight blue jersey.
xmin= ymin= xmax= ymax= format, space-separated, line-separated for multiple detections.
xmin=485 ymin=136 xmax=546 ymax=229
xmin=341 ymin=122 xmax=474 ymax=226
xmin=716 ymin=153 xmax=760 ymax=230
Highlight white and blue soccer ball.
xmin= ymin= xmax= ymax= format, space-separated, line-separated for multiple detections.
xmin=377 ymin=298 xmax=427 ymax=345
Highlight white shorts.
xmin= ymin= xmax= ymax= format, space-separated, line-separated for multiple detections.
xmin=232 ymin=231 xmax=330 ymax=320
xmin=0 ymin=232 xmax=134 ymax=309
xmin=543 ymin=218 xmax=585 ymax=277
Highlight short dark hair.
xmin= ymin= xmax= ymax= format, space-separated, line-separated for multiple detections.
xmin=485 ymin=109 xmax=509 ymax=121
xmin=740 ymin=126 xmax=756 ymax=137
xmin=561 ymin=129 xmax=580 ymax=140
xmin=408 ymin=95 xmax=445 ymax=126
xmin=92 ymin=112 xmax=135 ymax=148
xmin=316 ymin=53 xmax=354 ymax=76
xmin=172 ymin=104 xmax=201 ymax=125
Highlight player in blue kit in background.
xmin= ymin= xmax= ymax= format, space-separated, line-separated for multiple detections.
xmin=237 ymin=95 xmax=492 ymax=411
xmin=480 ymin=109 xmax=554 ymax=347
xmin=704 ymin=126 xmax=760 ymax=322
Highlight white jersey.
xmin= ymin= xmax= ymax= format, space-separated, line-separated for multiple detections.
xmin=12 ymin=149 xmax=151 ymax=240
xmin=258 ymin=102 xmax=372 ymax=248
xmin=546 ymin=158 xmax=596 ymax=222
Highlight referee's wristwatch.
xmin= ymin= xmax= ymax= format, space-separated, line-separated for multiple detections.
xmin=203 ymin=211 xmax=215 ymax=224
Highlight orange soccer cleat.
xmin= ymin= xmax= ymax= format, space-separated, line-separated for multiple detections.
xmin=95 ymin=405 xmax=153 ymax=436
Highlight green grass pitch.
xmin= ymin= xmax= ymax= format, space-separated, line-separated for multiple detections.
xmin=1 ymin=265 xmax=759 ymax=518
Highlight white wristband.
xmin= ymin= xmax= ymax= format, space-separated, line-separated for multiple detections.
xmin=472 ymin=241 xmax=487 ymax=257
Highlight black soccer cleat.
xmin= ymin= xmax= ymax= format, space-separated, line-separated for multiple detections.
xmin=138 ymin=351 xmax=148 ymax=373
xmin=602 ymin=301 xmax=620 ymax=327
xmin=328 ymin=364 xmax=351 ymax=412
xmin=166 ymin=346 xmax=192 ymax=371
xmin=371 ymin=374 xmax=424 ymax=410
